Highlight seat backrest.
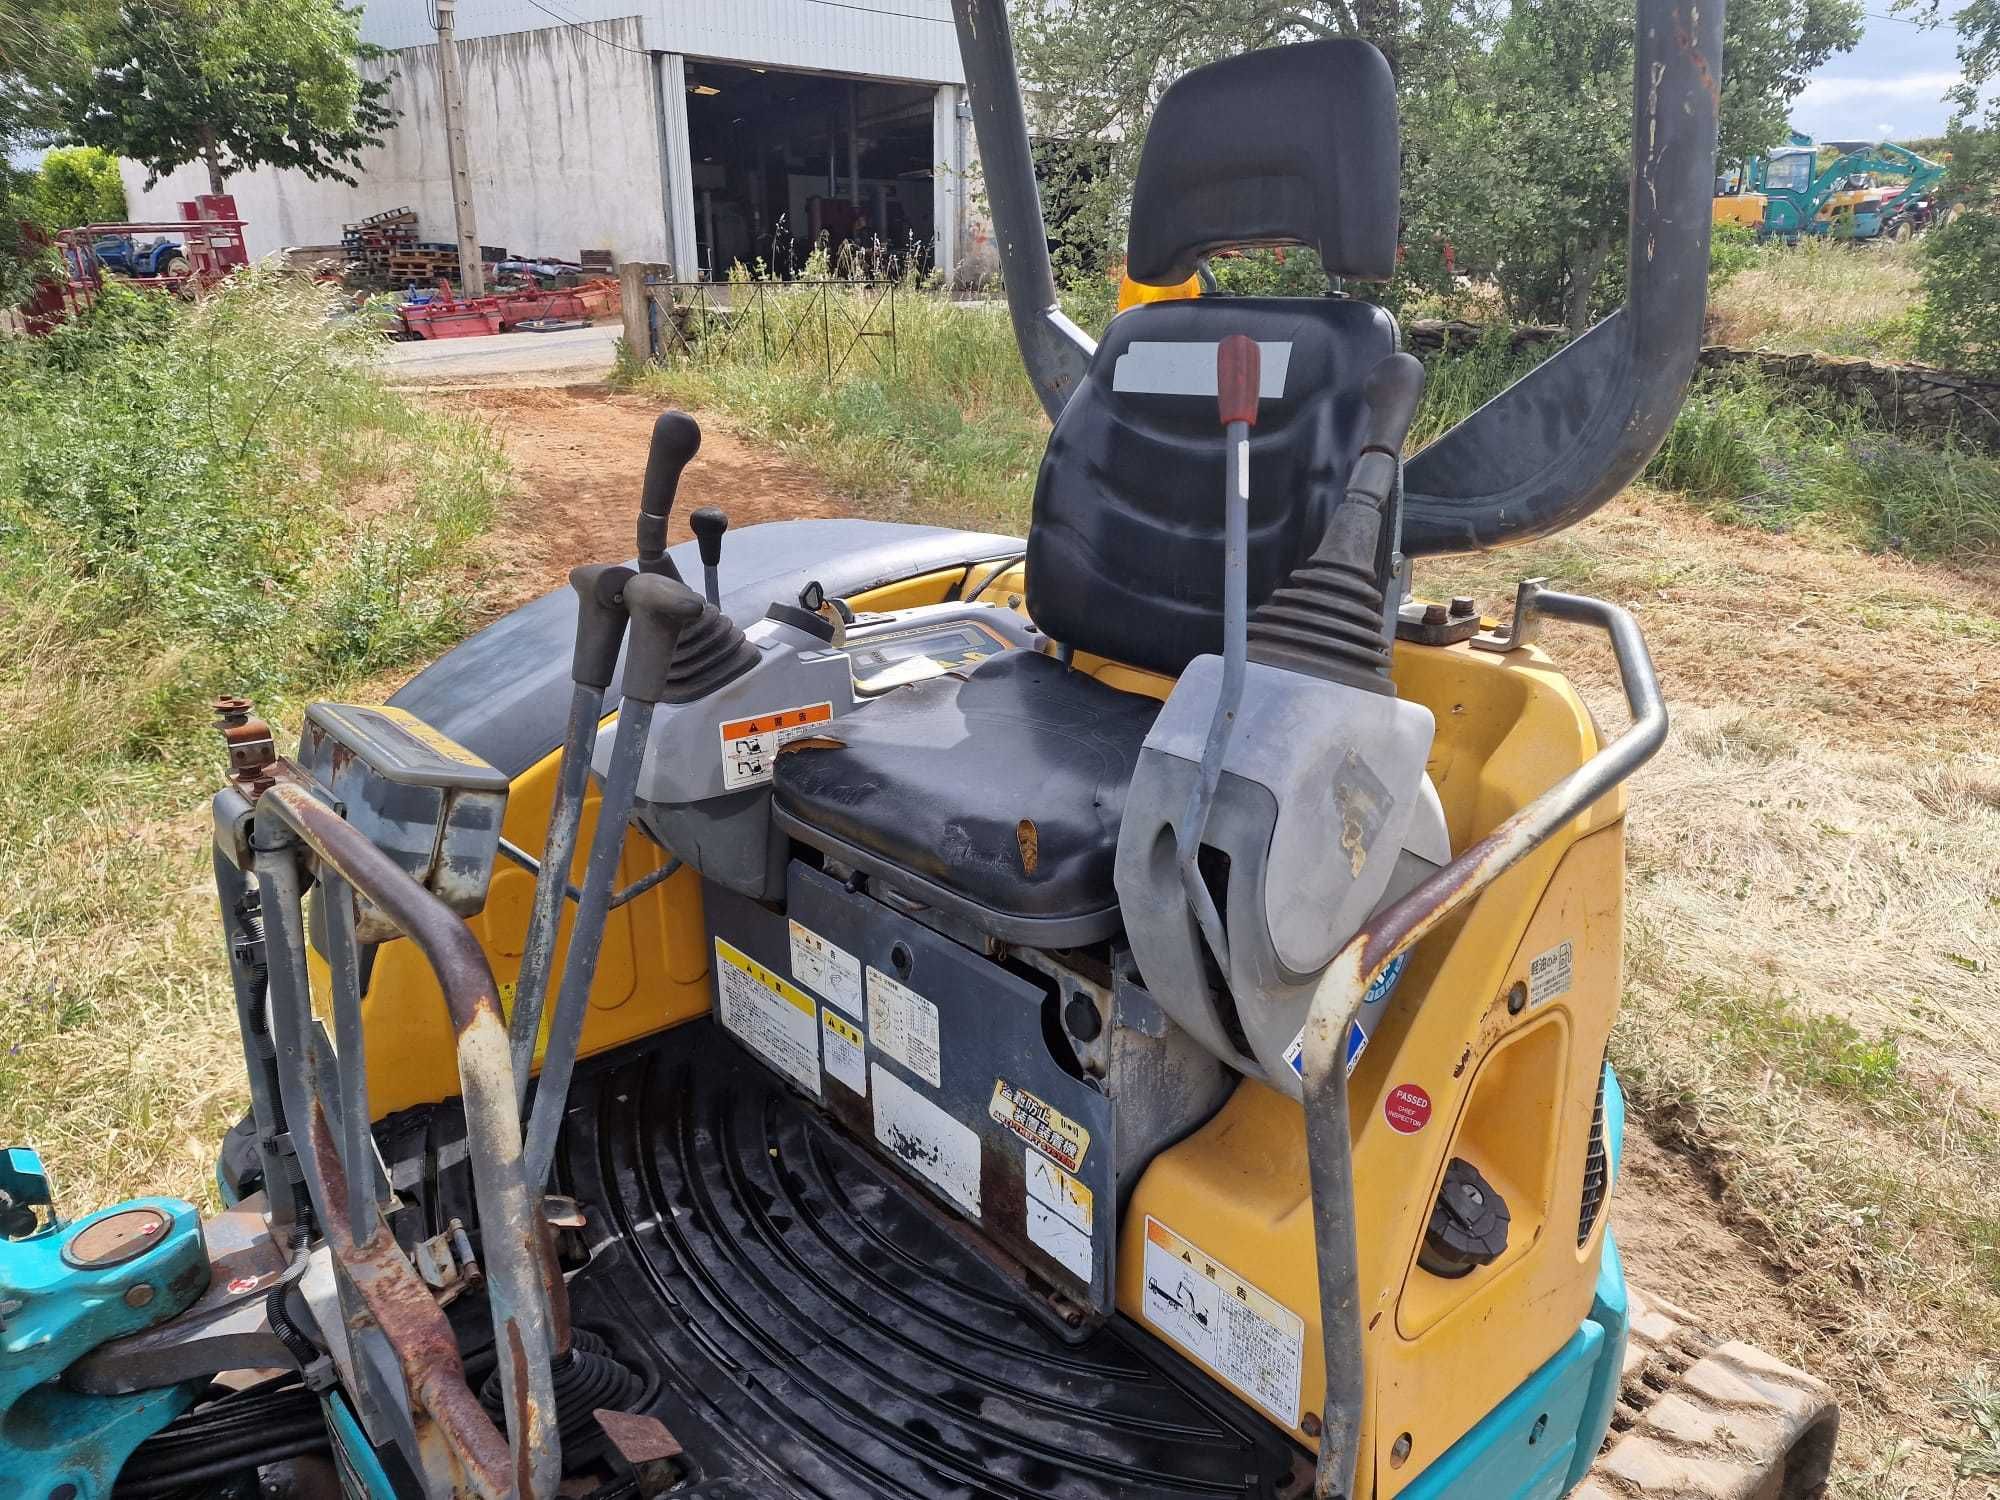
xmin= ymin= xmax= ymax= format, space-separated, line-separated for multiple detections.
xmin=1026 ymin=297 xmax=1396 ymax=677
xmin=1025 ymin=38 xmax=1401 ymax=678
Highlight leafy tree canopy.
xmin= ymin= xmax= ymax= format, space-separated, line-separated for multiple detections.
xmin=62 ymin=0 xmax=394 ymax=194
xmin=23 ymin=142 xmax=125 ymax=227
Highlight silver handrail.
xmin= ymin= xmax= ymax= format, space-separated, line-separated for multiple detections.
xmin=1298 ymin=588 xmax=1668 ymax=1498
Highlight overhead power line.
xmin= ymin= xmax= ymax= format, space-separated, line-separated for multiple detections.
xmin=519 ymin=0 xmax=655 ymax=54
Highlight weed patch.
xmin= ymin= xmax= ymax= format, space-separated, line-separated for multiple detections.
xmin=0 ymin=272 xmax=506 ymax=1209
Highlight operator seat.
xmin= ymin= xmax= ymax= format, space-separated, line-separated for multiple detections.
xmin=772 ymin=38 xmax=1401 ymax=945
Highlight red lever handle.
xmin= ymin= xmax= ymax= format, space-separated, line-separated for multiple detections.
xmin=1217 ymin=334 xmax=1261 ymax=428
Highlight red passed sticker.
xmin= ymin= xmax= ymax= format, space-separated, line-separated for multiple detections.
xmin=1383 ymin=1083 xmax=1432 ymax=1135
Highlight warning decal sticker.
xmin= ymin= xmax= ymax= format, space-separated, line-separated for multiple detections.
xmin=789 ymin=919 xmax=862 ymax=1017
xmin=867 ymin=967 xmax=941 ymax=1087
xmin=1141 ymin=1217 xmax=1304 ymax=1429
xmin=1528 ymin=940 xmax=1574 ymax=1008
xmin=714 ymin=937 xmax=820 ymax=1099
xmin=822 ymin=1008 xmax=867 ymax=1097
xmin=718 ymin=702 xmax=834 ymax=791
xmin=1025 ymin=1148 xmax=1093 ymax=1283
xmin=873 ymin=1063 xmax=980 ymax=1217
xmin=989 ymin=1079 xmax=1091 ymax=1172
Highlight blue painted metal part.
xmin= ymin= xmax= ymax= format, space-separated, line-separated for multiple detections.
xmin=0 ymin=1149 xmax=211 ymax=1500
xmin=1400 ymin=1063 xmax=1633 ymax=1498
xmin=325 ymin=1387 xmax=400 ymax=1499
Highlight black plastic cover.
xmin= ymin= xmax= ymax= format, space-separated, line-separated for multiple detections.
xmin=379 ymin=1026 xmax=1310 ymax=1498
xmin=1027 ymin=295 xmax=1395 ymax=678
xmin=1126 ymin=39 xmax=1399 ymax=286
xmin=773 ymin=649 xmax=1160 ymax=927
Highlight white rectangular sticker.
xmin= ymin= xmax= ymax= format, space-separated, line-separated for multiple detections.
xmin=1142 ymin=1216 xmax=1304 ymax=1429
xmin=821 ymin=1007 xmax=867 ymax=1097
xmin=867 ymin=967 xmax=941 ymax=1088
xmin=873 ymin=1063 xmax=980 ymax=1217
xmin=714 ymin=937 xmax=820 ymax=1100
xmin=789 ymin=920 xmax=862 ymax=1017
xmin=1529 ymin=940 xmax=1574 ymax=1008
xmin=1112 ymin=340 xmax=1293 ymax=399
xmin=717 ymin=702 xmax=834 ymax=791
xmin=1025 ymin=1148 xmax=1094 ymax=1283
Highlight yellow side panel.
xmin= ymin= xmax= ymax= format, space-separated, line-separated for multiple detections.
xmin=342 ymin=751 xmax=711 ymax=1119
xmin=1118 ymin=634 xmax=1628 ymax=1489
xmin=1713 ymin=193 xmax=1765 ymax=228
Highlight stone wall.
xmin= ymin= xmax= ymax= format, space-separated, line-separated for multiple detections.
xmin=1403 ymin=319 xmax=2000 ymax=452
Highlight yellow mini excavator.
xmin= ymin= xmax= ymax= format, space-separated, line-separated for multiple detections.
xmin=2 ymin=3 xmax=1843 ymax=1498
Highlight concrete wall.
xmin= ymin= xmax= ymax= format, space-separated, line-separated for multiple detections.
xmin=120 ymin=18 xmax=668 ymax=265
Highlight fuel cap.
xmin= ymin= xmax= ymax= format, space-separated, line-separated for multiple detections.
xmin=1418 ymin=1158 xmax=1510 ymax=1279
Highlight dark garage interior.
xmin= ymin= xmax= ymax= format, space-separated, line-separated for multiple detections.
xmin=683 ymin=61 xmax=938 ymax=279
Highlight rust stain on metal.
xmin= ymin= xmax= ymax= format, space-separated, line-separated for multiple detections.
xmin=596 ymin=1408 xmax=683 ymax=1464
xmin=213 ymin=695 xmax=277 ymax=797
xmin=1015 ymin=818 xmax=1039 ymax=875
xmin=507 ymin=1318 xmax=534 ymax=1500
xmin=777 ymin=735 xmax=847 ymax=754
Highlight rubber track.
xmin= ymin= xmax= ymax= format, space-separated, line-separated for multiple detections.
xmin=1579 ymin=1286 xmax=1839 ymax=1499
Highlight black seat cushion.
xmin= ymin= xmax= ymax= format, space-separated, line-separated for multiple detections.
xmin=1026 ymin=294 xmax=1397 ymax=679
xmin=772 ymin=650 xmax=1161 ymax=929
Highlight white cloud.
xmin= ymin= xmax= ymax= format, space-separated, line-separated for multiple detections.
xmin=1795 ymin=70 xmax=1962 ymax=109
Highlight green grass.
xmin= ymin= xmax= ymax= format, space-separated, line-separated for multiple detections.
xmin=1707 ymin=234 xmax=1924 ymax=360
xmin=619 ymin=279 xmax=1049 ymax=534
xmin=0 ymin=271 xmax=507 ymax=1211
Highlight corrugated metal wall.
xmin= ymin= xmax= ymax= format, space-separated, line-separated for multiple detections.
xmin=361 ymin=0 xmax=963 ymax=85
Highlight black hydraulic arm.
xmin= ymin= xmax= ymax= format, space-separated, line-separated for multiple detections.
xmin=948 ymin=0 xmax=1096 ymax=422
xmin=1397 ymin=0 xmax=1724 ymax=553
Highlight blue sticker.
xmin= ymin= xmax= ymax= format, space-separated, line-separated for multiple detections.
xmin=1285 ymin=954 xmax=1409 ymax=1079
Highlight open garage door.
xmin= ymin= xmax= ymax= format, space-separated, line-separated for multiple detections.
xmin=683 ymin=61 xmax=939 ymax=280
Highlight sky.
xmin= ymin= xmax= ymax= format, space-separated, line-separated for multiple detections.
xmin=1793 ymin=6 xmax=1978 ymax=142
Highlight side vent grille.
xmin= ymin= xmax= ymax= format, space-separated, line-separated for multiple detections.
xmin=1578 ymin=1056 xmax=1609 ymax=1246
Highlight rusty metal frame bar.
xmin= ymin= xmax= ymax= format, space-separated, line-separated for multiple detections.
xmin=1298 ymin=588 xmax=1667 ymax=1499
xmin=251 ymin=774 xmax=564 ymax=1500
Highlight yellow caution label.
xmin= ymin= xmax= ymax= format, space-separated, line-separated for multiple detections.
xmin=989 ymin=1078 xmax=1090 ymax=1172
xmin=715 ymin=938 xmax=820 ymax=1098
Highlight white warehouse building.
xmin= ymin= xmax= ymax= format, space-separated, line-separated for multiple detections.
xmin=120 ymin=0 xmax=992 ymax=284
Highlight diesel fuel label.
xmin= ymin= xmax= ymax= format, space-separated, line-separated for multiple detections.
xmin=718 ymin=702 xmax=834 ymax=791
xmin=988 ymin=1078 xmax=1090 ymax=1172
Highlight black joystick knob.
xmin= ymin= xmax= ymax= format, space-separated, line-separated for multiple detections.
xmin=567 ymin=563 xmax=635 ymax=690
xmin=637 ymin=412 xmax=701 ymax=582
xmin=690 ymin=507 xmax=728 ymax=607
xmin=621 ymin=574 xmax=707 ymax=705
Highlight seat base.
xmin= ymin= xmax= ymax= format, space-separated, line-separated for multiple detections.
xmin=772 ymin=650 xmax=1161 ymax=943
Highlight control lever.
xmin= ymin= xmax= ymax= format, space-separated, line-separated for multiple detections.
xmin=690 ymin=506 xmax=728 ymax=607
xmin=637 ymin=411 xmax=701 ymax=581
xmin=1177 ymin=334 xmax=1259 ymax=974
xmin=505 ymin=562 xmax=635 ymax=1106
xmin=522 ymin=573 xmax=706 ymax=1186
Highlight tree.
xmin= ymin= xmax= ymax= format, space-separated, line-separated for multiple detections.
xmin=62 ymin=0 xmax=394 ymax=195
xmin=1914 ymin=0 xmax=2000 ymax=373
xmin=24 ymin=143 xmax=125 ymax=227
xmin=2 ymin=0 xmax=99 ymax=300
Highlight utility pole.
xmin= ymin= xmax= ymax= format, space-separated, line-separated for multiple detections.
xmin=434 ymin=0 xmax=486 ymax=296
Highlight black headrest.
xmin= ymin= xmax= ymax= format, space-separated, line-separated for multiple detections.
xmin=1125 ymin=39 xmax=1400 ymax=286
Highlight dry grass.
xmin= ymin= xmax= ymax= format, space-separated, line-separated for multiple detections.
xmin=1708 ymin=236 xmax=1924 ymax=360
xmin=1442 ymin=490 xmax=2000 ymax=1496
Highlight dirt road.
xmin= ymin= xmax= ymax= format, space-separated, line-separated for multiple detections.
xmin=444 ymin=385 xmax=849 ymax=609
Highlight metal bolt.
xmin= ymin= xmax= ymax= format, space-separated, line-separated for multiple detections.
xmin=1390 ymin=1432 xmax=1413 ymax=1468
xmin=1300 ymin=1410 xmax=1322 ymax=1438
xmin=1506 ymin=981 xmax=1527 ymax=1015
xmin=1449 ymin=595 xmax=1477 ymax=618
xmin=123 ymin=1282 xmax=155 ymax=1309
xmin=1422 ymin=602 xmax=1449 ymax=626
